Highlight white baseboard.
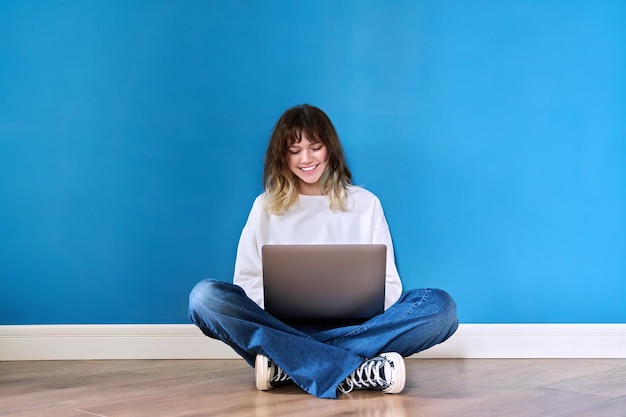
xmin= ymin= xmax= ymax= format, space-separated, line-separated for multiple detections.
xmin=0 ymin=324 xmax=624 ymax=361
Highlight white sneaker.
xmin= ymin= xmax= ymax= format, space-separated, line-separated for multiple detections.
xmin=255 ymin=354 xmax=292 ymax=391
xmin=338 ymin=352 xmax=406 ymax=394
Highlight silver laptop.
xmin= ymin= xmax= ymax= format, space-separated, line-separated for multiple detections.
xmin=262 ymin=244 xmax=386 ymax=322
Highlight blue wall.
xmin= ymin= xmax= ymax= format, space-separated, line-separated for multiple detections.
xmin=1 ymin=1 xmax=624 ymax=324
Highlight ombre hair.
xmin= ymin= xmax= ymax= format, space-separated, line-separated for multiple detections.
xmin=263 ymin=104 xmax=352 ymax=214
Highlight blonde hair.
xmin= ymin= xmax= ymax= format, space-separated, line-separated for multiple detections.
xmin=263 ymin=104 xmax=352 ymax=214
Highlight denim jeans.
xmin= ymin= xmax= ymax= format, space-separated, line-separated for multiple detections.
xmin=188 ymin=279 xmax=458 ymax=399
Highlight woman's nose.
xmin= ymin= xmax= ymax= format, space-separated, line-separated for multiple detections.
xmin=300 ymin=150 xmax=312 ymax=163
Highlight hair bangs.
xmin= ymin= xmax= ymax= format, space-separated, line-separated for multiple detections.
xmin=286 ymin=127 xmax=323 ymax=148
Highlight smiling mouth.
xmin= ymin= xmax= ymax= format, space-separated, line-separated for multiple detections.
xmin=300 ymin=164 xmax=319 ymax=172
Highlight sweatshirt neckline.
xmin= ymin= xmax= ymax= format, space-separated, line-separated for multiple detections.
xmin=297 ymin=194 xmax=328 ymax=202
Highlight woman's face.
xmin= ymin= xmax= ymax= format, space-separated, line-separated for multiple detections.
xmin=287 ymin=133 xmax=328 ymax=195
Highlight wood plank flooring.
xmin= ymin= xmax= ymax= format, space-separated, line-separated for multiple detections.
xmin=1 ymin=359 xmax=626 ymax=416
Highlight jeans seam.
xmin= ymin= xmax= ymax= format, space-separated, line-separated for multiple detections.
xmin=401 ymin=288 xmax=431 ymax=320
xmin=335 ymin=322 xmax=371 ymax=340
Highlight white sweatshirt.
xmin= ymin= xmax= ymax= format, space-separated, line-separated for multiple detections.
xmin=233 ymin=186 xmax=403 ymax=310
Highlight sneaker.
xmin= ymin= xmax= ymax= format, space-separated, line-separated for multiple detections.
xmin=255 ymin=354 xmax=292 ymax=391
xmin=338 ymin=352 xmax=406 ymax=394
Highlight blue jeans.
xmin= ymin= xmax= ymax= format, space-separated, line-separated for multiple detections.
xmin=188 ymin=279 xmax=458 ymax=399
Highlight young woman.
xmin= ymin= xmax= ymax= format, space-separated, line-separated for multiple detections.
xmin=188 ymin=104 xmax=458 ymax=399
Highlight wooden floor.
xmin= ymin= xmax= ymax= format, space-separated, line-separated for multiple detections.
xmin=2 ymin=359 xmax=626 ymax=416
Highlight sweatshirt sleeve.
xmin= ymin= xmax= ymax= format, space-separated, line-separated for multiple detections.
xmin=232 ymin=197 xmax=264 ymax=308
xmin=371 ymin=197 xmax=403 ymax=309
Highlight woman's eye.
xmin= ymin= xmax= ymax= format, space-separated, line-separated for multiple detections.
xmin=289 ymin=150 xmax=301 ymax=155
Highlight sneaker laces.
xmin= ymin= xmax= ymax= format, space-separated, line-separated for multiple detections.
xmin=339 ymin=356 xmax=390 ymax=394
xmin=270 ymin=362 xmax=292 ymax=386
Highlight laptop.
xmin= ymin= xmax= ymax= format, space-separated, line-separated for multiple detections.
xmin=262 ymin=244 xmax=386 ymax=323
